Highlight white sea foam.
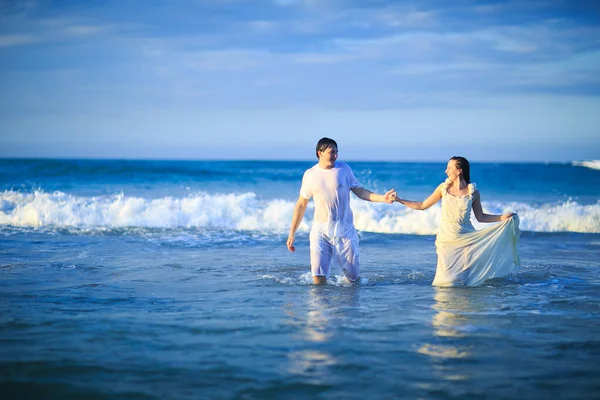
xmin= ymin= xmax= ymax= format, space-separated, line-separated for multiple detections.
xmin=1 ymin=190 xmax=599 ymax=233
xmin=262 ymin=273 xmax=366 ymax=286
xmin=0 ymin=190 xmax=308 ymax=232
xmin=262 ymin=275 xmax=295 ymax=285
xmin=572 ymin=160 xmax=600 ymax=170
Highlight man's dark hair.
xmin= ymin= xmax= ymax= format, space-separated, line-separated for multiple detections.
xmin=315 ymin=137 xmax=338 ymax=159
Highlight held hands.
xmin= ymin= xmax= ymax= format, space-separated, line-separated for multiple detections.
xmin=391 ymin=192 xmax=404 ymax=204
xmin=384 ymin=189 xmax=397 ymax=204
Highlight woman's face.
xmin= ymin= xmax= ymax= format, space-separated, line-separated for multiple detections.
xmin=445 ymin=160 xmax=462 ymax=181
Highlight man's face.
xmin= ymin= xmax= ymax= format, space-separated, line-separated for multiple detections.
xmin=318 ymin=146 xmax=338 ymax=166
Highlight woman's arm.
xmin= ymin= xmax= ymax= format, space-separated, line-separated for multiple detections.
xmin=472 ymin=191 xmax=515 ymax=222
xmin=395 ymin=184 xmax=442 ymax=211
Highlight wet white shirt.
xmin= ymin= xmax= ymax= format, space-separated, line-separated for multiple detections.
xmin=300 ymin=162 xmax=362 ymax=238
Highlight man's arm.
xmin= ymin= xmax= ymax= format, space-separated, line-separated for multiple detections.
xmin=351 ymin=187 xmax=396 ymax=204
xmin=287 ymin=196 xmax=309 ymax=252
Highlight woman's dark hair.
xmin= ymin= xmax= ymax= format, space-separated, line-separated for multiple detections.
xmin=315 ymin=137 xmax=338 ymax=159
xmin=450 ymin=156 xmax=471 ymax=184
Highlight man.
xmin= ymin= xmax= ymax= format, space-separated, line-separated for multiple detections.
xmin=287 ymin=137 xmax=396 ymax=284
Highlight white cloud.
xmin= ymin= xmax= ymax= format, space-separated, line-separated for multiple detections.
xmin=246 ymin=20 xmax=280 ymax=33
xmin=291 ymin=52 xmax=355 ymax=63
xmin=322 ymin=19 xmax=600 ymax=64
xmin=63 ymin=25 xmax=108 ymax=36
xmin=501 ymin=50 xmax=600 ymax=87
xmin=274 ymin=0 xmax=301 ymax=5
xmin=391 ymin=61 xmax=492 ymax=75
xmin=181 ymin=49 xmax=272 ymax=71
xmin=473 ymin=0 xmax=558 ymax=14
xmin=374 ymin=9 xmax=437 ymax=28
xmin=0 ymin=14 xmax=115 ymax=48
xmin=1 ymin=0 xmax=599 ymax=161
xmin=0 ymin=34 xmax=37 ymax=47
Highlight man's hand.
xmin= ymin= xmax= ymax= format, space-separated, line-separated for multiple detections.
xmin=286 ymin=234 xmax=296 ymax=252
xmin=384 ymin=189 xmax=397 ymax=204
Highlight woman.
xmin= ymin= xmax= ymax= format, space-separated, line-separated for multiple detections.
xmin=395 ymin=156 xmax=520 ymax=286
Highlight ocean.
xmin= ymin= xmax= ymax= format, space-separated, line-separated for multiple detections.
xmin=1 ymin=158 xmax=599 ymax=399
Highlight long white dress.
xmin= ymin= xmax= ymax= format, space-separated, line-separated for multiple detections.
xmin=432 ymin=181 xmax=520 ymax=287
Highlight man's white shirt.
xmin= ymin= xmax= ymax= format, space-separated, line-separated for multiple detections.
xmin=300 ymin=162 xmax=362 ymax=238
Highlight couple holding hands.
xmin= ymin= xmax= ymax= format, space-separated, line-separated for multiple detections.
xmin=287 ymin=137 xmax=520 ymax=286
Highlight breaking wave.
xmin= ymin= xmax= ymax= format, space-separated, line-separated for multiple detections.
xmin=572 ymin=160 xmax=600 ymax=171
xmin=1 ymin=190 xmax=599 ymax=234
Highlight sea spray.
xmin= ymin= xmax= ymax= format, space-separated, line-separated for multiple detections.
xmin=2 ymin=190 xmax=599 ymax=234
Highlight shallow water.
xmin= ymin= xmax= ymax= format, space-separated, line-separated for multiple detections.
xmin=1 ymin=229 xmax=599 ymax=399
xmin=1 ymin=159 xmax=599 ymax=398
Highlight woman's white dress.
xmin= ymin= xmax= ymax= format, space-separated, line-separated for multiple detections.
xmin=432 ymin=181 xmax=520 ymax=287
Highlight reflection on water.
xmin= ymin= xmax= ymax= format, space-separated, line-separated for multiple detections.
xmin=431 ymin=289 xmax=473 ymax=339
xmin=305 ymin=286 xmax=334 ymax=343
xmin=418 ymin=344 xmax=470 ymax=360
xmin=287 ymin=350 xmax=337 ymax=376
xmin=287 ymin=286 xmax=360 ymax=378
xmin=418 ymin=288 xmax=479 ymax=382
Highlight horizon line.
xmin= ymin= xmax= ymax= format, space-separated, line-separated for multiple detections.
xmin=0 ymin=156 xmax=596 ymax=164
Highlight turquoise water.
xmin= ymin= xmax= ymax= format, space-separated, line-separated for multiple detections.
xmin=1 ymin=159 xmax=599 ymax=399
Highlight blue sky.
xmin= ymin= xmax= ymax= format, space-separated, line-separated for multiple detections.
xmin=1 ymin=0 xmax=599 ymax=161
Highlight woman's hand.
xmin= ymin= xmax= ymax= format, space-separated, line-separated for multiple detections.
xmin=501 ymin=212 xmax=516 ymax=221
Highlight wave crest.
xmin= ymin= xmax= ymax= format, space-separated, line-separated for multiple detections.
xmin=572 ymin=160 xmax=600 ymax=170
xmin=1 ymin=190 xmax=599 ymax=234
